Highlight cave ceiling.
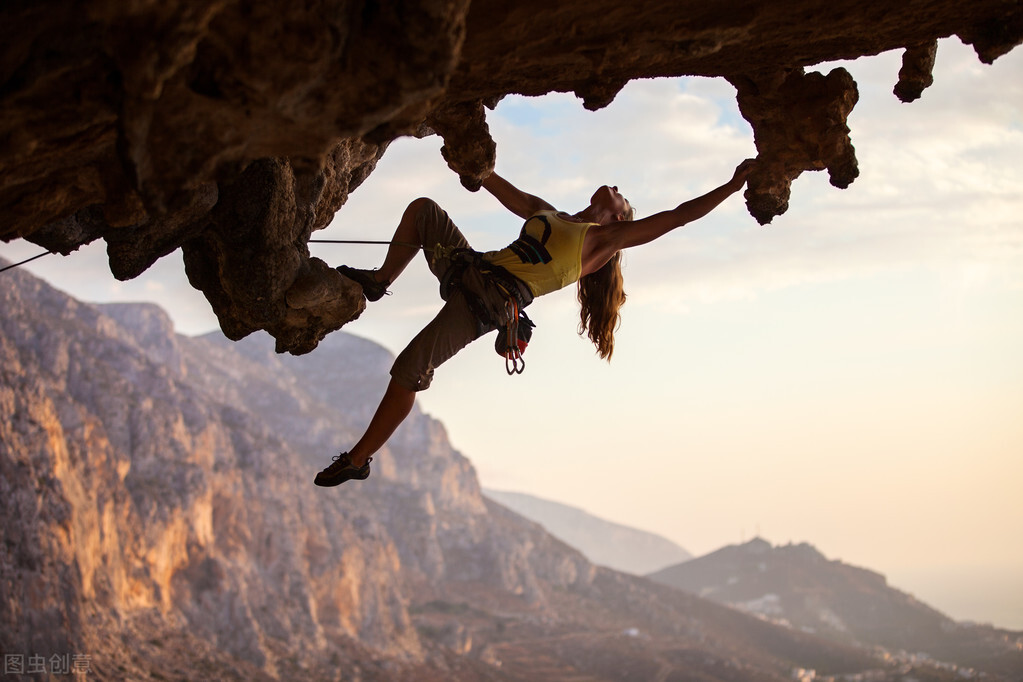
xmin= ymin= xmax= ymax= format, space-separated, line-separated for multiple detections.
xmin=2 ymin=0 xmax=1020 ymax=353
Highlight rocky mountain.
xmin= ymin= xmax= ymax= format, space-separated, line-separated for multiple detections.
xmin=483 ymin=489 xmax=692 ymax=576
xmin=649 ymin=538 xmax=1023 ymax=678
xmin=3 ymin=260 xmax=1019 ymax=681
xmin=2 ymin=1 xmax=1019 ymax=353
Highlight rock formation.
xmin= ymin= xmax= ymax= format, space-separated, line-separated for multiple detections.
xmin=3 ymin=262 xmax=1021 ymax=679
xmin=1 ymin=1 xmax=1020 ymax=353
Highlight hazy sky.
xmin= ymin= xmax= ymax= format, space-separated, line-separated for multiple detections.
xmin=3 ymin=39 xmax=1021 ymax=628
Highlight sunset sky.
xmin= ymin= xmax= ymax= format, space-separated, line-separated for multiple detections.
xmin=3 ymin=39 xmax=1021 ymax=628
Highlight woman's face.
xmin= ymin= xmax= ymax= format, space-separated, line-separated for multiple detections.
xmin=591 ymin=185 xmax=631 ymax=220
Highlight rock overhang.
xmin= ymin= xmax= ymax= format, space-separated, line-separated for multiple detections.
xmin=1 ymin=0 xmax=1019 ymax=353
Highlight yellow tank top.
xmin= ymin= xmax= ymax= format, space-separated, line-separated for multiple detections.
xmin=483 ymin=210 xmax=594 ymax=297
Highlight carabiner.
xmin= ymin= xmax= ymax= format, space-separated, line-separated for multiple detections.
xmin=505 ymin=350 xmax=525 ymax=375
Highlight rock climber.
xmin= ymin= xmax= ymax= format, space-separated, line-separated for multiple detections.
xmin=314 ymin=159 xmax=757 ymax=486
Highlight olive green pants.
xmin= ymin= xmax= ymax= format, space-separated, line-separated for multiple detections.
xmin=390 ymin=199 xmax=520 ymax=391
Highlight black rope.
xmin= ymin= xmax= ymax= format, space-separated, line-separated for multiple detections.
xmin=309 ymin=239 xmax=422 ymax=249
xmin=1 ymin=239 xmax=417 ymax=276
xmin=0 ymin=251 xmax=50 ymax=274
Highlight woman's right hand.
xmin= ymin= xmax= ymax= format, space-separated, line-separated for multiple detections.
xmin=729 ymin=158 xmax=758 ymax=189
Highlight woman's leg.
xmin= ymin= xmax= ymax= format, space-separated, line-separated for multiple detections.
xmin=322 ymin=201 xmax=474 ymax=479
xmin=345 ymin=289 xmax=482 ymax=467
xmin=347 ymin=378 xmax=416 ymax=466
xmin=373 ymin=197 xmax=436 ymax=284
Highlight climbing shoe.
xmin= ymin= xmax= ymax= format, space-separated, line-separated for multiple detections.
xmin=314 ymin=452 xmax=372 ymax=487
xmin=336 ymin=265 xmax=389 ymax=302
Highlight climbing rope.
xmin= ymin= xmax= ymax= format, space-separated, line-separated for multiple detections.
xmin=309 ymin=239 xmax=422 ymax=249
xmin=0 ymin=239 xmax=420 ymax=276
xmin=0 ymin=251 xmax=50 ymax=274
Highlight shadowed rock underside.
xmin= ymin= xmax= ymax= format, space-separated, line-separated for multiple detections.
xmin=2 ymin=0 xmax=1020 ymax=353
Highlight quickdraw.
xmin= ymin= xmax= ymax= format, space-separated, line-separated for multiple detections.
xmin=500 ymin=297 xmax=525 ymax=375
xmin=493 ymin=291 xmax=535 ymax=375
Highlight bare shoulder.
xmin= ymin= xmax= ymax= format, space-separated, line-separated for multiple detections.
xmin=586 ymin=218 xmax=633 ymax=247
xmin=579 ymin=223 xmax=624 ymax=276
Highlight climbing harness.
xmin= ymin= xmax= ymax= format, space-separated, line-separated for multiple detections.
xmin=319 ymin=240 xmax=538 ymax=375
xmin=439 ymin=248 xmax=537 ymax=376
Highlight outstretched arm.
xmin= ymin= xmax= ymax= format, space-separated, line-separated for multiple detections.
xmin=592 ymin=160 xmax=755 ymax=255
xmin=482 ymin=172 xmax=556 ymax=220
xmin=581 ymin=160 xmax=756 ymax=276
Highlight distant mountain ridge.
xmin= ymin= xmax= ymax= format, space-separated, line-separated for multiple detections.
xmin=483 ymin=489 xmax=691 ymax=575
xmin=2 ymin=259 xmax=1020 ymax=680
xmin=649 ymin=538 xmax=1023 ymax=676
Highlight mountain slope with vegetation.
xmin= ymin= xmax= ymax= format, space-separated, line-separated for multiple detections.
xmin=649 ymin=538 xmax=1023 ymax=677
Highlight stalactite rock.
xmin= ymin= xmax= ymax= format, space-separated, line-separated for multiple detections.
xmin=1 ymin=0 xmax=1019 ymax=352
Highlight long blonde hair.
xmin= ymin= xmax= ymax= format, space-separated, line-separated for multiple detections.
xmin=577 ymin=205 xmax=633 ymax=360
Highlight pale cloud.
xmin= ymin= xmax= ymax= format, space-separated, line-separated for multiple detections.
xmin=490 ymin=80 xmax=755 ymax=208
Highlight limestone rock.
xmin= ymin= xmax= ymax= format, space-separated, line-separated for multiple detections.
xmin=1 ymin=0 xmax=1020 ymax=352
xmin=895 ymin=41 xmax=939 ymax=103
xmin=731 ymin=67 xmax=860 ymax=225
xmin=427 ymin=99 xmax=497 ymax=191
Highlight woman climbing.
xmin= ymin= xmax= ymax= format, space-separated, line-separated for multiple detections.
xmin=314 ymin=158 xmax=757 ymax=486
